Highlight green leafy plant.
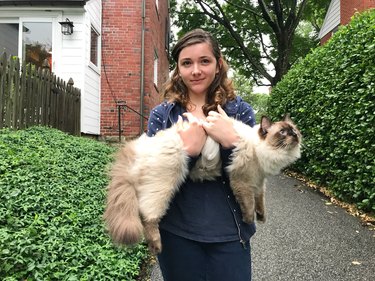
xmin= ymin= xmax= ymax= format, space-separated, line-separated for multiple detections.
xmin=267 ymin=10 xmax=375 ymax=213
xmin=232 ymin=73 xmax=270 ymax=123
xmin=240 ymin=92 xmax=269 ymax=124
xmin=0 ymin=127 xmax=149 ymax=280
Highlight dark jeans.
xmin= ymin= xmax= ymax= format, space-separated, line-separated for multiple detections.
xmin=157 ymin=229 xmax=252 ymax=281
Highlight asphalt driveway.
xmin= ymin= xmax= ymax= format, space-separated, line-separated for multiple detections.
xmin=150 ymin=174 xmax=375 ymax=281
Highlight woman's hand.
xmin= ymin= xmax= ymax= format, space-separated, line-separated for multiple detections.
xmin=177 ymin=113 xmax=207 ymax=157
xmin=203 ymin=105 xmax=239 ymax=149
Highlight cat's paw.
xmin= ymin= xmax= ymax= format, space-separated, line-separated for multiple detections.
xmin=256 ymin=211 xmax=266 ymax=223
xmin=242 ymin=213 xmax=255 ymax=224
xmin=148 ymin=239 xmax=162 ymax=255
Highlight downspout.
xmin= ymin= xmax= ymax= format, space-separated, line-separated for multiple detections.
xmin=140 ymin=0 xmax=146 ymax=134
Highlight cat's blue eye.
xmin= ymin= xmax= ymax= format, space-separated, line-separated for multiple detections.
xmin=280 ymin=129 xmax=287 ymax=136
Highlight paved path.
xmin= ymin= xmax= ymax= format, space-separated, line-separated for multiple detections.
xmin=150 ymin=174 xmax=375 ymax=281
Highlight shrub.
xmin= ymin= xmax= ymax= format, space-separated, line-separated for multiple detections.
xmin=0 ymin=127 xmax=148 ymax=280
xmin=267 ymin=10 xmax=375 ymax=212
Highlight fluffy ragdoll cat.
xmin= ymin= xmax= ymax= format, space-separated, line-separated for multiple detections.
xmin=227 ymin=114 xmax=301 ymax=223
xmin=103 ymin=114 xmax=301 ymax=254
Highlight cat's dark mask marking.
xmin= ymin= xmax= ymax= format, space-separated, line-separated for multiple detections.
xmin=258 ymin=114 xmax=301 ymax=146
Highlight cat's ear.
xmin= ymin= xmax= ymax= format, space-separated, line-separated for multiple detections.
xmin=282 ymin=113 xmax=292 ymax=122
xmin=260 ymin=116 xmax=272 ymax=135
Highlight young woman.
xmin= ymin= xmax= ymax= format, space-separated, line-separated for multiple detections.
xmin=147 ymin=29 xmax=256 ymax=281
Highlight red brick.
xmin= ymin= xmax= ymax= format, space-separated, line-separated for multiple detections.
xmin=341 ymin=0 xmax=375 ymax=25
xmin=101 ymin=0 xmax=170 ymax=137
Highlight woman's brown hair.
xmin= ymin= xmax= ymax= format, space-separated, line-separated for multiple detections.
xmin=162 ymin=29 xmax=236 ymax=115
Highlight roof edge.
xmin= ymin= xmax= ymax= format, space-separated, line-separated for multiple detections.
xmin=0 ymin=0 xmax=88 ymax=7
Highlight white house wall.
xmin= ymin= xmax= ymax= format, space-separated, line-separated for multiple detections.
xmin=319 ymin=0 xmax=340 ymax=39
xmin=81 ymin=0 xmax=101 ymax=135
xmin=0 ymin=1 xmax=102 ymax=135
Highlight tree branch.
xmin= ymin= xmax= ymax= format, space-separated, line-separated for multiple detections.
xmin=273 ymin=0 xmax=285 ymax=29
xmin=195 ymin=0 xmax=273 ymax=82
xmin=253 ymin=14 xmax=276 ymax=65
xmin=223 ymin=0 xmax=262 ymax=17
xmin=257 ymin=0 xmax=280 ymax=34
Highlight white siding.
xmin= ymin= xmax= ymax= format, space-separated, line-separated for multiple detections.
xmin=81 ymin=0 xmax=102 ymax=135
xmin=319 ymin=0 xmax=340 ymax=39
xmin=58 ymin=14 xmax=85 ymax=91
xmin=0 ymin=2 xmax=102 ymax=135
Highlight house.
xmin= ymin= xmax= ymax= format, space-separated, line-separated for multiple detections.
xmin=0 ymin=0 xmax=170 ymax=139
xmin=101 ymin=0 xmax=170 ymax=139
xmin=319 ymin=0 xmax=375 ymax=44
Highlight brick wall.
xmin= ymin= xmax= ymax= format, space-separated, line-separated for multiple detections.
xmin=143 ymin=0 xmax=170 ymax=128
xmin=321 ymin=0 xmax=375 ymax=44
xmin=320 ymin=32 xmax=332 ymax=45
xmin=101 ymin=0 xmax=170 ymax=138
xmin=341 ymin=0 xmax=375 ymax=25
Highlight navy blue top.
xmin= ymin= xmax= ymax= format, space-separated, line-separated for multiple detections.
xmin=146 ymin=96 xmax=256 ymax=243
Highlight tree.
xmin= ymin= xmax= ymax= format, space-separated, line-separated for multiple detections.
xmin=233 ymin=72 xmax=269 ymax=122
xmin=171 ymin=0 xmax=330 ymax=87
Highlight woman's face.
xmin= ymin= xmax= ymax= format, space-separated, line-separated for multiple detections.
xmin=178 ymin=42 xmax=220 ymax=97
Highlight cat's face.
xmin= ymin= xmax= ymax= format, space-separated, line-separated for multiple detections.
xmin=259 ymin=115 xmax=301 ymax=150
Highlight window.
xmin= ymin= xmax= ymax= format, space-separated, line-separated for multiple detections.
xmin=0 ymin=20 xmax=52 ymax=70
xmin=22 ymin=22 xmax=52 ymax=69
xmin=90 ymin=26 xmax=99 ymax=66
xmin=154 ymin=50 xmax=158 ymax=86
xmin=0 ymin=23 xmax=19 ymax=56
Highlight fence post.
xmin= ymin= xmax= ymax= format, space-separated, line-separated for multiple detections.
xmin=0 ymin=52 xmax=81 ymax=135
xmin=0 ymin=52 xmax=7 ymax=129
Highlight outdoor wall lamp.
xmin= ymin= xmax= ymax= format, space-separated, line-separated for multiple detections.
xmin=59 ymin=18 xmax=74 ymax=35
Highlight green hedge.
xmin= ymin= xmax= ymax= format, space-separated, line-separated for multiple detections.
xmin=267 ymin=9 xmax=375 ymax=212
xmin=0 ymin=127 xmax=148 ymax=280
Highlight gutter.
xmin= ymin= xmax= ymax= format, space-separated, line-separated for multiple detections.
xmin=140 ymin=0 xmax=146 ymax=134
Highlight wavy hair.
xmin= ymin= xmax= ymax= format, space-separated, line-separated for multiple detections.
xmin=162 ymin=29 xmax=236 ymax=115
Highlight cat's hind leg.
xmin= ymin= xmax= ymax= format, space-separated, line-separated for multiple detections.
xmin=230 ymin=177 xmax=256 ymax=224
xmin=143 ymin=219 xmax=162 ymax=254
xmin=138 ymin=181 xmax=183 ymax=254
xmin=255 ymin=184 xmax=266 ymax=222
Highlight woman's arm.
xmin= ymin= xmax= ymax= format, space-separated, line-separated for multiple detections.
xmin=146 ymin=104 xmax=166 ymax=137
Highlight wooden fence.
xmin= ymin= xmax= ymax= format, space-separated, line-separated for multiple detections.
xmin=0 ymin=52 xmax=81 ymax=136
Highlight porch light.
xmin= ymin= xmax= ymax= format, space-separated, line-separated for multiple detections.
xmin=59 ymin=18 xmax=74 ymax=35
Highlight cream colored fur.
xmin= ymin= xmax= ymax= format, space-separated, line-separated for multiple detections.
xmin=190 ymin=136 xmax=221 ymax=181
xmin=227 ymin=117 xmax=301 ymax=223
xmin=103 ymin=122 xmax=221 ymax=254
xmin=104 ymin=115 xmax=301 ymax=254
xmin=103 ymin=123 xmax=188 ymax=254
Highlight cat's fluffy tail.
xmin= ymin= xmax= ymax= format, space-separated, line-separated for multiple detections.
xmin=103 ymin=143 xmax=143 ymax=245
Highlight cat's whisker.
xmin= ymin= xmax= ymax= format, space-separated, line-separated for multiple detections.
xmin=275 ymin=139 xmax=287 ymax=149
